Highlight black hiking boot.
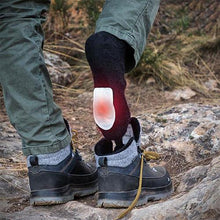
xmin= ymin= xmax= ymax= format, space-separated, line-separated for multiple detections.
xmin=28 ymin=120 xmax=98 ymax=205
xmin=94 ymin=117 xmax=173 ymax=207
xmin=28 ymin=149 xmax=98 ymax=205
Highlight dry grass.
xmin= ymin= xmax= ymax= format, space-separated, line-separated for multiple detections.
xmin=41 ymin=0 xmax=219 ymax=97
xmin=127 ymin=0 xmax=219 ymax=95
xmin=129 ymin=32 xmax=219 ymax=96
xmin=43 ymin=31 xmax=93 ymax=91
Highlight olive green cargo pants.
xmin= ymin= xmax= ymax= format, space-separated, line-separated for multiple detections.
xmin=0 ymin=0 xmax=160 ymax=156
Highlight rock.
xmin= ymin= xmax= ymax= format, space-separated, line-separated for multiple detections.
xmin=140 ymin=103 xmax=220 ymax=163
xmin=177 ymin=165 xmax=208 ymax=192
xmin=204 ymin=79 xmax=220 ymax=92
xmin=0 ymin=202 xmax=117 ymax=220
xmin=146 ymin=77 xmax=156 ymax=85
xmin=165 ymin=87 xmax=196 ymax=101
xmin=130 ymin=156 xmax=220 ymax=220
xmin=1 ymin=103 xmax=220 ymax=220
xmin=44 ymin=51 xmax=74 ymax=86
xmin=190 ymin=122 xmax=216 ymax=139
xmin=1 ymin=157 xmax=219 ymax=220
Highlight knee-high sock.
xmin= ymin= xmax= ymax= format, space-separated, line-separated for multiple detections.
xmin=85 ymin=31 xmax=134 ymax=140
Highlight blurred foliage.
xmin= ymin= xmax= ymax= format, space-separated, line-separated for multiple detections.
xmin=45 ymin=0 xmax=73 ymax=33
xmin=52 ymin=0 xmax=73 ymax=30
xmin=172 ymin=15 xmax=191 ymax=33
xmin=77 ymin=0 xmax=104 ymax=32
xmin=43 ymin=0 xmax=219 ymax=95
xmin=128 ymin=0 xmax=219 ymax=94
xmin=170 ymin=8 xmax=191 ymax=33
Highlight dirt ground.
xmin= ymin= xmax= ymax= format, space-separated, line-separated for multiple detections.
xmin=1 ymin=81 xmax=219 ymax=215
xmin=0 ymin=0 xmax=219 ymax=218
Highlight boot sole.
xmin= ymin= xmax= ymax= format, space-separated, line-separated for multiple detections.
xmin=30 ymin=181 xmax=98 ymax=206
xmin=97 ymin=182 xmax=173 ymax=208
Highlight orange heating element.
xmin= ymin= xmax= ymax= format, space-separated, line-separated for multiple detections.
xmin=95 ymin=99 xmax=111 ymax=116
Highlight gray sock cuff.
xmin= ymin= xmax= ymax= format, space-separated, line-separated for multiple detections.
xmin=27 ymin=144 xmax=71 ymax=167
xmin=95 ymin=140 xmax=138 ymax=168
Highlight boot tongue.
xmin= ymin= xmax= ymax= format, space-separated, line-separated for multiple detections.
xmin=114 ymin=139 xmax=123 ymax=151
xmin=114 ymin=117 xmax=141 ymax=152
xmin=114 ymin=123 xmax=134 ymax=152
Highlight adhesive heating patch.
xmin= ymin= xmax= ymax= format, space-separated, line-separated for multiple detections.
xmin=93 ymin=88 xmax=115 ymax=130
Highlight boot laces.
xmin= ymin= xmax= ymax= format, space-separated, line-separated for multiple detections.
xmin=115 ymin=150 xmax=160 ymax=220
xmin=72 ymin=129 xmax=160 ymax=219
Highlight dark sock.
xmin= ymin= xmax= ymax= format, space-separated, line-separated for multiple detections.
xmin=85 ymin=31 xmax=134 ymax=140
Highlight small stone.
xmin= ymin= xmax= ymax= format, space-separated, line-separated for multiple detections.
xmin=165 ymin=87 xmax=196 ymax=101
xmin=146 ymin=77 xmax=156 ymax=85
xmin=204 ymin=79 xmax=220 ymax=92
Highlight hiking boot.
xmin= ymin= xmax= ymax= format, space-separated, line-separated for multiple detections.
xmin=28 ymin=149 xmax=98 ymax=205
xmin=28 ymin=120 xmax=98 ymax=205
xmin=94 ymin=117 xmax=173 ymax=207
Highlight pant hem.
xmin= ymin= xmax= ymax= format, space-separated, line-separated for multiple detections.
xmin=95 ymin=26 xmax=140 ymax=66
xmin=22 ymin=133 xmax=72 ymax=156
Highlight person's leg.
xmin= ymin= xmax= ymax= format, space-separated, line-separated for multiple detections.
xmin=95 ymin=0 xmax=161 ymax=66
xmin=85 ymin=32 xmax=133 ymax=141
xmin=0 ymin=0 xmax=97 ymax=205
xmin=0 ymin=0 xmax=71 ymax=156
xmin=85 ymin=0 xmax=173 ymax=208
xmin=86 ymin=0 xmax=160 ymax=142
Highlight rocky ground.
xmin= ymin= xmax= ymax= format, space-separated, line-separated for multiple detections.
xmin=0 ymin=53 xmax=219 ymax=220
